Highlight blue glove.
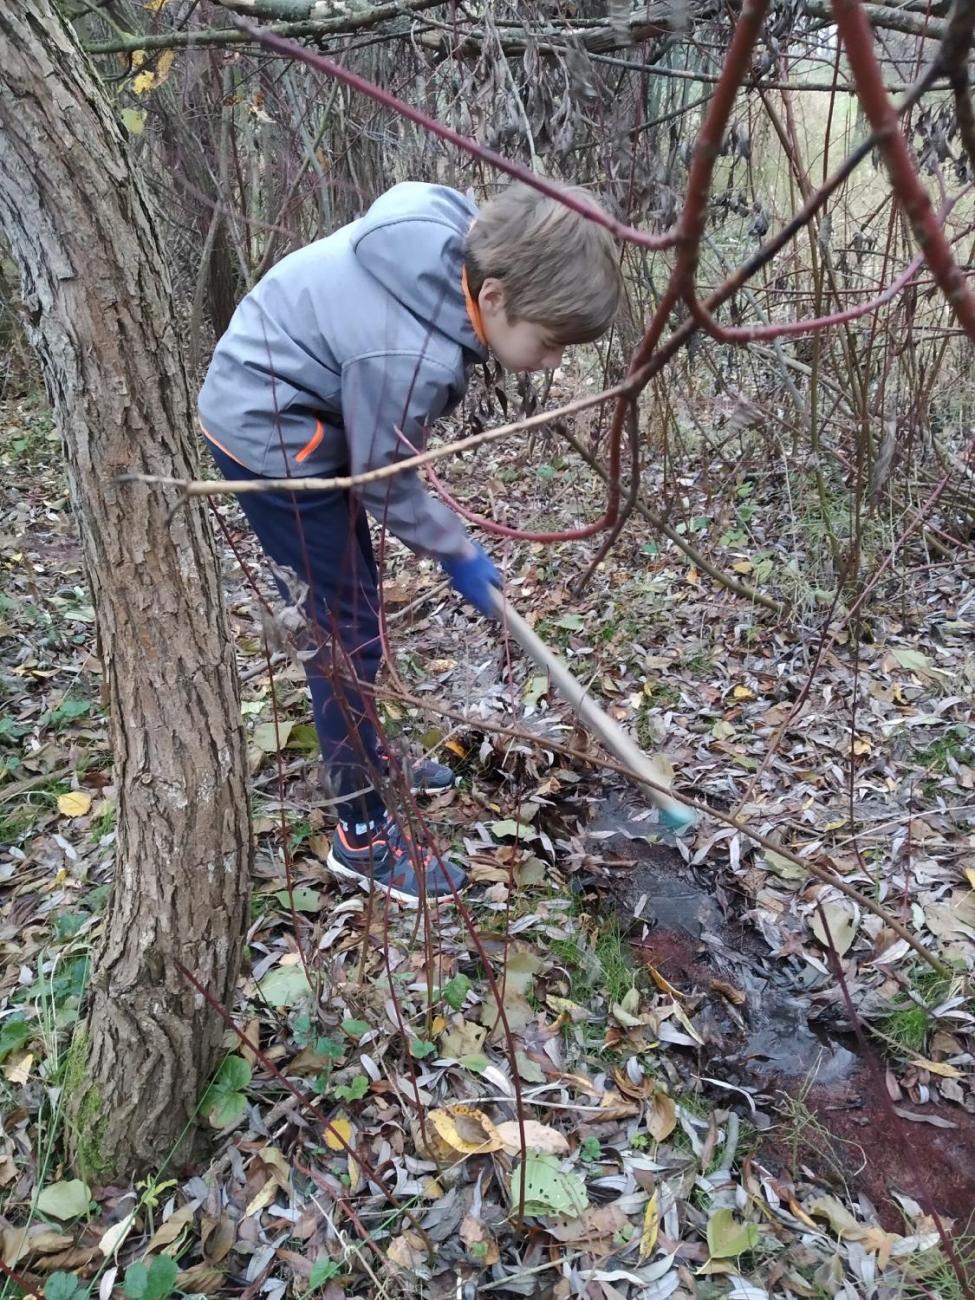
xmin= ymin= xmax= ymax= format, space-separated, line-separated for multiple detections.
xmin=442 ymin=543 xmax=502 ymax=617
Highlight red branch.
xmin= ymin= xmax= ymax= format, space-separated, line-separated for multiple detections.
xmin=833 ymin=0 xmax=975 ymax=340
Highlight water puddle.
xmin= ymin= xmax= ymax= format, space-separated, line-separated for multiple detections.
xmin=584 ymin=793 xmax=857 ymax=1089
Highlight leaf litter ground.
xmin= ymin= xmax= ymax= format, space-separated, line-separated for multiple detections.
xmin=1 ymin=387 xmax=974 ymax=1299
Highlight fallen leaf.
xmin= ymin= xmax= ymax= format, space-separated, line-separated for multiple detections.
xmin=257 ymin=965 xmax=311 ymax=1007
xmin=646 ymin=1086 xmax=677 ymax=1141
xmin=2 ymin=1226 xmax=73 ymax=1267
xmin=909 ymin=1057 xmax=963 ymax=1079
xmin=5 ymin=1052 xmax=33 ymax=1085
xmin=146 ymin=1200 xmax=196 ymax=1250
xmin=323 ymin=1116 xmax=354 ymax=1152
xmin=707 ymin=1207 xmax=759 ymax=1258
xmin=98 ymin=1212 xmax=137 ymax=1258
xmin=809 ymin=901 xmax=859 ymax=956
xmin=439 ymin=1017 xmax=486 ymax=1059
xmin=417 ymin=1106 xmax=501 ymax=1162
xmin=57 ymin=791 xmax=91 ymax=817
xmin=200 ymin=1213 xmax=235 ymax=1264
xmin=547 ymin=1203 xmax=628 ymax=1243
xmin=509 ymin=1153 xmax=589 ymax=1217
xmin=892 ymin=1107 xmax=958 ymax=1128
xmin=36 ymin=1179 xmax=91 ymax=1221
xmin=386 ymin=1230 xmax=427 ymax=1273
xmin=460 ymin=1214 xmax=500 ymax=1266
xmin=639 ymin=1190 xmax=659 ymax=1261
xmin=495 ymin=1120 xmax=569 ymax=1156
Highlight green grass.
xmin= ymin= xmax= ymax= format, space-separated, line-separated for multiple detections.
xmin=913 ymin=725 xmax=971 ymax=779
xmin=875 ymin=962 xmax=961 ymax=1059
xmin=900 ymin=1216 xmax=975 ymax=1300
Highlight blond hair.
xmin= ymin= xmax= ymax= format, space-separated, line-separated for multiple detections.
xmin=465 ymin=182 xmax=622 ymax=344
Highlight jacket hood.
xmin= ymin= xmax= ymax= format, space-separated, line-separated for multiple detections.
xmin=352 ymin=182 xmax=486 ymax=358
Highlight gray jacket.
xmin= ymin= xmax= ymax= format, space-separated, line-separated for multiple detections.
xmin=198 ymin=183 xmax=487 ymax=558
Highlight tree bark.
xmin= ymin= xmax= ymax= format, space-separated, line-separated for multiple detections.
xmin=0 ymin=1 xmax=252 ymax=1178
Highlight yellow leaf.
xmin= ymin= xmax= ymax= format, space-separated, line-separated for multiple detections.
xmin=243 ymin=1179 xmax=279 ymax=1219
xmin=964 ymin=867 xmax=975 ymax=890
xmin=430 ymin=1015 xmax=446 ymax=1036
xmin=910 ymin=1057 xmax=963 ymax=1079
xmin=731 ymin=559 xmax=752 ymax=574
xmin=324 ymin=1116 xmax=353 ymax=1152
xmin=416 ymin=1106 xmax=501 ymax=1162
xmin=131 ymin=48 xmax=175 ymax=95
xmin=732 ymin=685 xmax=754 ymax=701
xmin=145 ymin=0 xmax=170 ymax=9
xmin=57 ymin=791 xmax=91 ymax=817
xmin=686 ymin=567 xmax=700 ymax=585
xmin=444 ymin=738 xmax=466 ymax=758
xmin=639 ymin=1190 xmax=659 ymax=1261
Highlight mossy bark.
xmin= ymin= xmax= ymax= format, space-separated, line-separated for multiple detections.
xmin=0 ymin=2 xmax=252 ymax=1179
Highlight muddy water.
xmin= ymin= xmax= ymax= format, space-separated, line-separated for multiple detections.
xmin=585 ymin=794 xmax=858 ymax=1087
xmin=584 ymin=793 xmax=975 ymax=1226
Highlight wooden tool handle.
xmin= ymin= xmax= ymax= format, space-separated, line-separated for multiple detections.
xmin=488 ymin=586 xmax=695 ymax=829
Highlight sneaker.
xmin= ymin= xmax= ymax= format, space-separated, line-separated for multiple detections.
xmin=326 ymin=817 xmax=467 ymax=907
xmin=379 ymin=747 xmax=457 ymax=796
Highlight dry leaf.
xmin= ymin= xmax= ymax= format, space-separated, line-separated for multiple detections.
xmin=495 ymin=1120 xmax=569 ymax=1156
xmin=809 ymin=901 xmax=859 ymax=956
xmin=639 ymin=1190 xmax=659 ymax=1260
xmin=548 ymin=1203 xmax=628 ymax=1243
xmin=460 ymin=1214 xmax=500 ymax=1266
xmin=146 ymin=1200 xmax=197 ymax=1251
xmin=418 ymin=1106 xmax=501 ymax=1161
xmin=99 ymin=1212 xmax=137 ymax=1258
xmin=386 ymin=1230 xmax=427 ymax=1273
xmin=5 ymin=1053 xmax=33 ymax=1085
xmin=200 ymin=1213 xmax=236 ymax=1264
xmin=646 ymin=1087 xmax=677 ymax=1142
xmin=3 ymin=1226 xmax=73 ymax=1267
xmin=57 ymin=791 xmax=91 ymax=817
xmin=323 ymin=1116 xmax=354 ymax=1152
xmin=909 ymin=1057 xmax=963 ymax=1079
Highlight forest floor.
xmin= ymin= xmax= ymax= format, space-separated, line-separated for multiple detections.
xmin=1 ymin=376 xmax=974 ymax=1300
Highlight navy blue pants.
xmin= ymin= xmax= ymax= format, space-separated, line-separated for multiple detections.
xmin=209 ymin=442 xmax=387 ymax=826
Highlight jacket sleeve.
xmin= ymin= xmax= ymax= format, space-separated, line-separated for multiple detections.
xmin=340 ymin=350 xmax=471 ymax=559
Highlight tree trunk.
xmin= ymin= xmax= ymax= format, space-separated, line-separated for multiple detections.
xmin=0 ymin=1 xmax=252 ymax=1178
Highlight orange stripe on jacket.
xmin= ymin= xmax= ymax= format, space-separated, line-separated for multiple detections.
xmin=200 ymin=417 xmax=326 ymax=469
xmin=295 ymin=419 xmax=325 ymax=464
xmin=461 ymin=266 xmax=487 ymax=347
xmin=198 ymin=418 xmax=247 ymax=468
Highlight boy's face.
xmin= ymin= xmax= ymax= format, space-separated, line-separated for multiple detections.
xmin=478 ymin=279 xmax=565 ymax=373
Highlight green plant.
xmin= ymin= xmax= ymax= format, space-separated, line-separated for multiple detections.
xmin=199 ymin=1054 xmax=251 ymax=1128
xmin=122 ymin=1254 xmax=179 ymax=1300
xmin=331 ymin=1074 xmax=369 ymax=1102
xmin=308 ymin=1256 xmax=342 ymax=1290
xmin=579 ymin=1136 xmax=602 ymax=1162
xmin=45 ymin=1274 xmax=90 ymax=1300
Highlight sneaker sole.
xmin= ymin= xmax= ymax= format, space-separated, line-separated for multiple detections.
xmin=410 ymin=777 xmax=460 ymax=797
xmin=325 ymin=850 xmax=460 ymax=909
